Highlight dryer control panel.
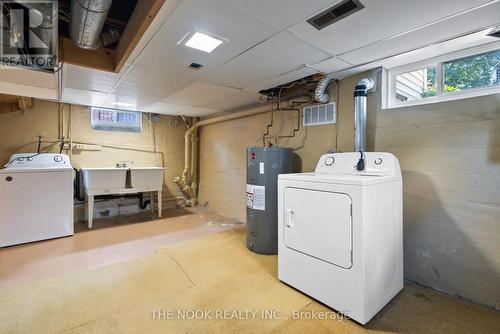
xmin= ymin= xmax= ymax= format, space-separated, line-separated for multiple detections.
xmin=4 ymin=153 xmax=72 ymax=169
xmin=315 ymin=152 xmax=401 ymax=177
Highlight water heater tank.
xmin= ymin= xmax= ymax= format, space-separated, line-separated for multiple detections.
xmin=246 ymin=146 xmax=293 ymax=254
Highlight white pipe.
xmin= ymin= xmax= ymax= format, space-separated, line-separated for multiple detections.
xmin=175 ymin=104 xmax=272 ymax=204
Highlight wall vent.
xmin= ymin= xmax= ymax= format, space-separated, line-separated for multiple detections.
xmin=307 ymin=0 xmax=364 ymax=30
xmin=303 ymin=102 xmax=336 ymax=127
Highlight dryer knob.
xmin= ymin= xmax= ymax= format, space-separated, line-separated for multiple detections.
xmin=375 ymin=158 xmax=383 ymax=165
xmin=325 ymin=156 xmax=335 ymax=166
xmin=54 ymin=155 xmax=63 ymax=162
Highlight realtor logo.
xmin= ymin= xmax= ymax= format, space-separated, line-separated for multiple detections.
xmin=0 ymin=0 xmax=57 ymax=70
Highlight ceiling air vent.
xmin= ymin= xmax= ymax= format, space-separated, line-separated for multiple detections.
xmin=188 ymin=63 xmax=204 ymax=70
xmin=307 ymin=0 xmax=364 ymax=30
xmin=488 ymin=29 xmax=500 ymax=38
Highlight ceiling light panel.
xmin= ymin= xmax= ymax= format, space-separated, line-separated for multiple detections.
xmin=184 ymin=32 xmax=223 ymax=53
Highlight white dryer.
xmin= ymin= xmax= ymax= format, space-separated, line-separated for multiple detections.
xmin=278 ymin=152 xmax=403 ymax=324
xmin=0 ymin=153 xmax=74 ymax=247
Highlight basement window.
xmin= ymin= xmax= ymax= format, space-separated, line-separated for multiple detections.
xmin=91 ymin=107 xmax=142 ymax=133
xmin=385 ymin=45 xmax=500 ymax=108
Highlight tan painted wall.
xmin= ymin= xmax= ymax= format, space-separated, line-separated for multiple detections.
xmin=198 ymin=69 xmax=500 ymax=309
xmin=0 ymin=100 xmax=187 ymax=216
xmin=198 ymin=70 xmax=377 ymax=219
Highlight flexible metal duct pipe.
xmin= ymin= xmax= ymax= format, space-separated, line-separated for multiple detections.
xmin=70 ymin=0 xmax=113 ymax=50
xmin=314 ymin=76 xmax=335 ymax=103
xmin=353 ymin=78 xmax=375 ymax=152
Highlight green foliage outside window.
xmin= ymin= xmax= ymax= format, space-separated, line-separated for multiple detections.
xmin=420 ymin=50 xmax=500 ymax=98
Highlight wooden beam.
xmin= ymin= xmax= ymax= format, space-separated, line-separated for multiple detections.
xmin=115 ymin=0 xmax=166 ymax=72
xmin=59 ymin=37 xmax=116 ymax=73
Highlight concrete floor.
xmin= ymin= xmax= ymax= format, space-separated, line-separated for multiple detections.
xmin=0 ymin=211 xmax=499 ymax=333
xmin=0 ymin=208 xmax=238 ymax=289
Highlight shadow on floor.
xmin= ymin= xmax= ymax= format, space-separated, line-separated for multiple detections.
xmin=74 ymin=207 xmax=195 ymax=233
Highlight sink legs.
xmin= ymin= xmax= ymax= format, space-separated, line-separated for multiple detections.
xmin=87 ymin=195 xmax=94 ymax=229
xmin=86 ymin=190 xmax=162 ymax=229
xmin=150 ymin=192 xmax=154 ymax=213
xmin=158 ymin=190 xmax=162 ymax=218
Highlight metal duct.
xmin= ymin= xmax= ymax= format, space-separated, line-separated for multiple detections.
xmin=314 ymin=76 xmax=335 ymax=103
xmin=353 ymin=78 xmax=375 ymax=152
xmin=70 ymin=0 xmax=113 ymax=50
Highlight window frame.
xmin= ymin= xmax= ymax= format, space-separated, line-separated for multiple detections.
xmin=384 ymin=42 xmax=500 ymax=109
xmin=90 ymin=107 xmax=143 ymax=133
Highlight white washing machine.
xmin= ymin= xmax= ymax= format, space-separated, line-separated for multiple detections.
xmin=0 ymin=153 xmax=74 ymax=247
xmin=278 ymin=152 xmax=403 ymax=324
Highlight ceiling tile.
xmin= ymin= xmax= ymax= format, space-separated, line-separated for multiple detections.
xmin=134 ymin=0 xmax=279 ymax=74
xmin=216 ymin=0 xmax=341 ymax=30
xmin=336 ymin=1 xmax=500 ymax=66
xmin=102 ymin=93 xmax=159 ymax=112
xmin=310 ymin=57 xmax=352 ymax=75
xmin=244 ymin=66 xmax=318 ymax=93
xmin=61 ymin=88 xmax=108 ymax=107
xmin=181 ymin=107 xmax=220 ymax=117
xmin=126 ymin=0 xmax=181 ymax=66
xmin=205 ymin=31 xmax=329 ymax=89
xmin=64 ymin=64 xmax=126 ymax=93
xmin=288 ymin=0 xmax=492 ymax=56
xmin=112 ymin=66 xmax=193 ymax=100
xmin=203 ymin=90 xmax=261 ymax=111
xmin=163 ymin=81 xmax=239 ymax=106
xmin=143 ymin=102 xmax=194 ymax=115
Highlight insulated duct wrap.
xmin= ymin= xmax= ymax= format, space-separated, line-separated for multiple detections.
xmin=314 ymin=76 xmax=335 ymax=103
xmin=70 ymin=0 xmax=113 ymax=50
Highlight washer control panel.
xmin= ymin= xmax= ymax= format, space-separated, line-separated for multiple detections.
xmin=4 ymin=153 xmax=71 ymax=169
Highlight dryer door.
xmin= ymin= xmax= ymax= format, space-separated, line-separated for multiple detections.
xmin=283 ymin=187 xmax=352 ymax=269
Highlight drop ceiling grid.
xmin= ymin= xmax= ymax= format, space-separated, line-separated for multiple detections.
xmin=336 ymin=1 xmax=500 ymax=66
xmin=142 ymin=101 xmax=194 ymax=115
xmin=63 ymin=64 xmax=127 ymax=94
xmin=242 ymin=66 xmax=318 ymax=94
xmin=162 ymin=81 xmax=240 ymax=106
xmin=203 ymin=90 xmax=260 ymax=111
xmin=111 ymin=65 xmax=195 ymax=100
xmin=132 ymin=0 xmax=279 ymax=74
xmin=62 ymin=88 xmax=109 ymax=107
xmin=203 ymin=31 xmax=330 ymax=89
xmin=214 ymin=0 xmax=343 ymax=30
xmin=286 ymin=0 xmax=494 ymax=57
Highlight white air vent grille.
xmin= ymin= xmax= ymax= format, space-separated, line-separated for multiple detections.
xmin=303 ymin=102 xmax=336 ymax=126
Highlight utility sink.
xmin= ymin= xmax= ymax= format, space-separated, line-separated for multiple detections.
xmin=81 ymin=168 xmax=127 ymax=191
xmin=129 ymin=167 xmax=164 ymax=189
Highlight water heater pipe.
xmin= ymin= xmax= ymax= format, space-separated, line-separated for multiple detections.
xmin=353 ymin=78 xmax=375 ymax=152
xmin=175 ymin=105 xmax=272 ymax=205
